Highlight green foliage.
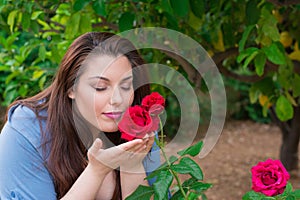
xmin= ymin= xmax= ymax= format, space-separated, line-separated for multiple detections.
xmin=243 ymin=183 xmax=300 ymax=200
xmin=126 ymin=141 xmax=212 ymax=200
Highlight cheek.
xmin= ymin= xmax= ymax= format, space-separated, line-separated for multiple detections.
xmin=94 ymin=93 xmax=108 ymax=112
xmin=127 ymin=90 xmax=134 ymax=106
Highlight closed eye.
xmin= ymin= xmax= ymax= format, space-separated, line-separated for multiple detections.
xmin=95 ymin=87 xmax=106 ymax=91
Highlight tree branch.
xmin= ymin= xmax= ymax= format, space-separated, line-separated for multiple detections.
xmin=160 ymin=46 xmax=300 ymax=85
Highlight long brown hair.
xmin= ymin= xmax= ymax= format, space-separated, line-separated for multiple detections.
xmin=6 ymin=32 xmax=150 ymax=198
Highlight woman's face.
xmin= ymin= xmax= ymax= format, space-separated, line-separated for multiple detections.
xmin=69 ymin=55 xmax=134 ymax=132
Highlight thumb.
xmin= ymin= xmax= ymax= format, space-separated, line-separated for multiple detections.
xmin=88 ymin=138 xmax=103 ymax=154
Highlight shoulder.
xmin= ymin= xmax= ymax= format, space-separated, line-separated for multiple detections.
xmin=3 ymin=104 xmax=47 ymax=151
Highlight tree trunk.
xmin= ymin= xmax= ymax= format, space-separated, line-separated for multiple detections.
xmin=270 ymin=106 xmax=300 ymax=171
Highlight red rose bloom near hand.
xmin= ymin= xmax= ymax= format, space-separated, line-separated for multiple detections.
xmin=142 ymin=92 xmax=165 ymax=115
xmin=118 ymin=105 xmax=156 ymax=141
xmin=118 ymin=92 xmax=165 ymax=141
xmin=251 ymin=159 xmax=290 ymax=196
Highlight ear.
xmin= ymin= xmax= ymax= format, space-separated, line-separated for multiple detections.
xmin=68 ymin=89 xmax=75 ymax=99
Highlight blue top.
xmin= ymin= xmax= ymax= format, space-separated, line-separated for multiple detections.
xmin=0 ymin=104 xmax=161 ymax=200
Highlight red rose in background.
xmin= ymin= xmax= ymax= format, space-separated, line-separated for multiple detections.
xmin=118 ymin=105 xmax=154 ymax=141
xmin=142 ymin=92 xmax=165 ymax=115
xmin=251 ymin=159 xmax=290 ymax=196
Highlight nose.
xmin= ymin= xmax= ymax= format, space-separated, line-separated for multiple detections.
xmin=110 ymin=87 xmax=123 ymax=105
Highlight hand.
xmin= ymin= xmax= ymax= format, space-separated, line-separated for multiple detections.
xmin=87 ymin=137 xmax=148 ymax=176
xmin=120 ymin=132 xmax=155 ymax=173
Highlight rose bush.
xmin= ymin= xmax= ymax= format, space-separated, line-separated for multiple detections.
xmin=243 ymin=159 xmax=300 ymax=200
xmin=120 ymin=91 xmax=212 ymax=200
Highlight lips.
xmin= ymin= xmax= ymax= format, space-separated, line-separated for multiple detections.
xmin=103 ymin=112 xmax=123 ymax=120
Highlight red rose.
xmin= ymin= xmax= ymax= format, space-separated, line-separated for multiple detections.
xmin=251 ymin=159 xmax=290 ymax=196
xmin=118 ymin=105 xmax=154 ymax=141
xmin=142 ymin=92 xmax=165 ymax=115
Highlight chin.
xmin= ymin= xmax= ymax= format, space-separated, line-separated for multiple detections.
xmin=98 ymin=126 xmax=119 ymax=133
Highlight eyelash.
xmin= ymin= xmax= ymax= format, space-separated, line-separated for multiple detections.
xmin=95 ymin=87 xmax=106 ymax=91
xmin=94 ymin=85 xmax=132 ymax=92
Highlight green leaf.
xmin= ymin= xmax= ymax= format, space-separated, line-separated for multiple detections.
xmin=32 ymin=70 xmax=44 ymax=80
xmin=125 ymin=185 xmax=154 ymax=200
xmin=31 ymin=11 xmax=43 ymax=20
xmin=275 ymin=95 xmax=294 ymax=121
xmin=171 ymin=157 xmax=203 ymax=180
xmin=259 ymin=7 xmax=280 ymax=42
xmin=7 ymin=10 xmax=19 ymax=32
xmin=246 ymin=1 xmax=260 ymax=25
xmin=239 ymin=25 xmax=255 ymax=52
xmin=243 ymin=51 xmax=259 ymax=69
xmin=38 ymin=45 xmax=46 ymax=61
xmin=79 ymin=13 xmax=92 ymax=33
xmin=170 ymin=0 xmax=189 ymax=17
xmin=251 ymin=77 xmax=276 ymax=97
xmin=18 ymin=84 xmax=28 ymax=97
xmin=290 ymin=189 xmax=300 ymax=198
xmin=65 ymin=12 xmax=81 ymax=39
xmin=21 ymin=12 xmax=31 ymax=30
xmin=3 ymin=87 xmax=18 ymax=106
xmin=146 ymin=155 xmax=178 ymax=180
xmin=119 ymin=12 xmax=135 ymax=32
xmin=285 ymin=196 xmax=296 ymax=200
xmin=73 ymin=0 xmax=90 ymax=12
xmin=145 ymin=167 xmax=168 ymax=180
xmin=189 ymin=0 xmax=204 ymax=18
xmin=283 ymin=182 xmax=293 ymax=194
xmin=5 ymin=32 xmax=20 ymax=49
xmin=242 ymin=191 xmax=267 ymax=200
xmin=189 ymin=182 xmax=212 ymax=193
xmin=153 ymin=170 xmax=173 ymax=200
xmin=285 ymin=91 xmax=297 ymax=106
xmin=292 ymin=74 xmax=300 ymax=98
xmin=170 ymin=190 xmax=184 ymax=200
xmin=263 ymin=42 xmax=287 ymax=65
xmin=92 ymin=0 xmax=106 ymax=16
xmin=187 ymin=192 xmax=200 ymax=200
xmin=177 ymin=141 xmax=203 ymax=156
xmin=160 ymin=0 xmax=173 ymax=14
xmin=38 ymin=75 xmax=46 ymax=90
xmin=254 ymin=52 xmax=266 ymax=76
xmin=5 ymin=71 xmax=20 ymax=84
xmin=237 ymin=47 xmax=259 ymax=63
xmin=30 ymin=21 xmax=39 ymax=34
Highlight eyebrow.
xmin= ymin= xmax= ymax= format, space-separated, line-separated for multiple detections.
xmin=88 ymin=75 xmax=133 ymax=82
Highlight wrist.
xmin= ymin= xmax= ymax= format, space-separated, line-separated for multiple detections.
xmin=86 ymin=162 xmax=111 ymax=177
xmin=120 ymin=162 xmax=145 ymax=173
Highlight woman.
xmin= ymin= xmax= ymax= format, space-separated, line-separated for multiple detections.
xmin=0 ymin=32 xmax=160 ymax=199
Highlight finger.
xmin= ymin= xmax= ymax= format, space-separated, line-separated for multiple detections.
xmin=117 ymin=139 xmax=144 ymax=152
xmin=88 ymin=138 xmax=103 ymax=154
xmin=142 ymin=133 xmax=150 ymax=141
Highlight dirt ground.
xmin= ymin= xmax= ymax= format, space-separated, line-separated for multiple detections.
xmin=168 ymin=120 xmax=300 ymax=200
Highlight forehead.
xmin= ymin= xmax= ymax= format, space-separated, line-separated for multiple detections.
xmin=81 ymin=55 xmax=133 ymax=80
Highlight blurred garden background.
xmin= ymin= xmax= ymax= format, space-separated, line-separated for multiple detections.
xmin=1 ymin=0 xmax=300 ymax=199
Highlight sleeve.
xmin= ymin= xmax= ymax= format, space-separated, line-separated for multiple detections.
xmin=142 ymin=134 xmax=161 ymax=186
xmin=0 ymin=108 xmax=56 ymax=199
